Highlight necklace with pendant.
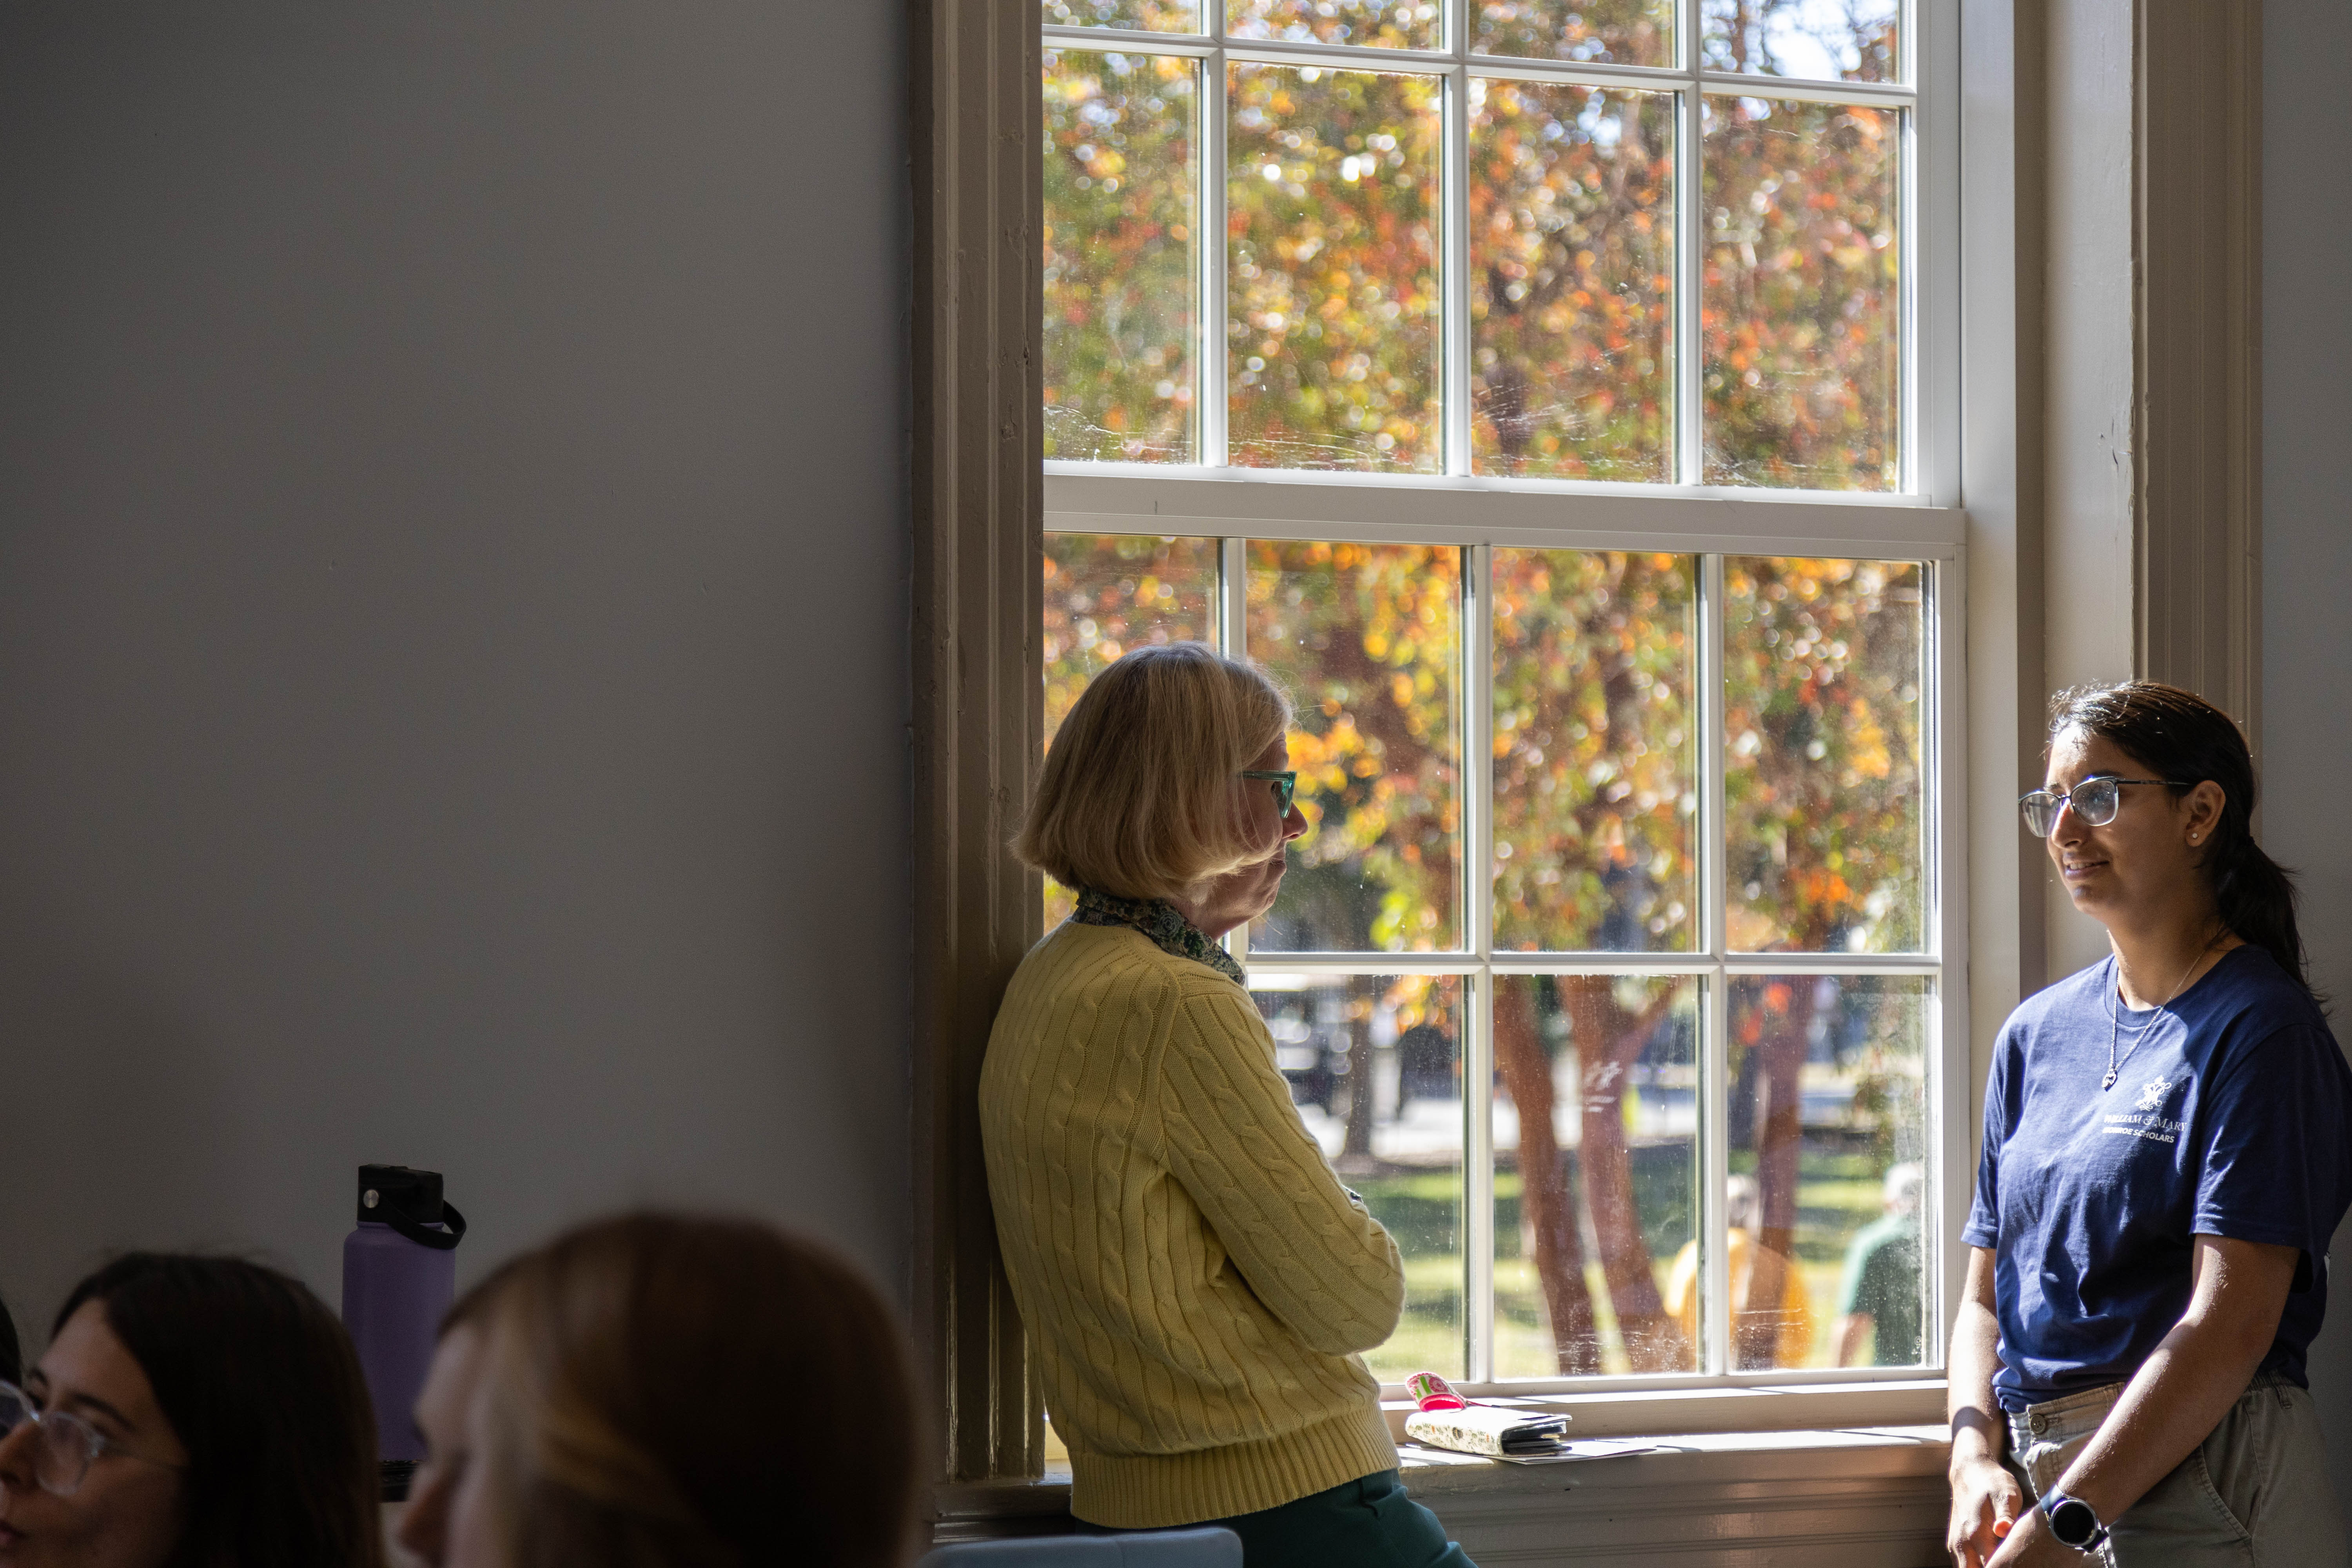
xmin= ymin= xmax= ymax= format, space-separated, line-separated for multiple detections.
xmin=2104 ymin=932 xmax=2220 ymax=1091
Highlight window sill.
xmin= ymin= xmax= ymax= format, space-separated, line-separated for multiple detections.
xmin=1396 ymin=1425 xmax=1951 ymax=1566
xmin=935 ymin=1416 xmax=1954 ymax=1562
xmin=1394 ymin=1422 xmax=1949 ymax=1496
xmin=1378 ymin=1377 xmax=1949 ymax=1442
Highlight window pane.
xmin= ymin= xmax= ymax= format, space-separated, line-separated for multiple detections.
xmin=1723 ymin=557 xmax=1924 ymax=952
xmin=1247 ymin=541 xmax=1459 ymax=951
xmin=1042 ymin=534 xmax=1221 ymax=922
xmin=1229 ymin=65 xmax=1443 ymax=473
xmin=1726 ymin=974 xmax=1928 ymax=1370
xmin=1471 ymin=0 xmax=1675 ymax=66
xmin=1045 ymin=51 xmax=1199 ymax=463
xmin=1701 ymin=0 xmax=1900 ymax=83
xmin=1492 ymin=551 xmax=1697 ymax=951
xmin=1470 ymin=82 xmax=1675 ymax=481
xmin=1229 ymin=0 xmax=1441 ymax=50
xmin=1494 ymin=974 xmax=1699 ymax=1377
xmin=1043 ymin=0 xmax=1201 ymax=31
xmin=1259 ymin=972 xmax=1466 ymax=1380
xmin=1702 ymin=97 xmax=1899 ymax=490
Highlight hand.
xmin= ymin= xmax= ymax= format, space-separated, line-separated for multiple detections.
xmin=1947 ymin=1455 xmax=2024 ymax=1568
xmin=1985 ymin=1501 xmax=2080 ymax=1568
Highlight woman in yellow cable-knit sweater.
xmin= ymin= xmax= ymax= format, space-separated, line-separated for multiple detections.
xmin=980 ymin=643 xmax=1478 ymax=1567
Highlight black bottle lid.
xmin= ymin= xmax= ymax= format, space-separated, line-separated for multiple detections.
xmin=358 ymin=1164 xmax=445 ymax=1228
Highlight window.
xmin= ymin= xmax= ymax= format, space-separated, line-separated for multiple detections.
xmin=1042 ymin=0 xmax=1926 ymax=487
xmin=1038 ymin=0 xmax=1960 ymax=1397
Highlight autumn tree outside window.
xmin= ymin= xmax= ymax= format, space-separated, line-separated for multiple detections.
xmin=1036 ymin=0 xmax=1964 ymax=1399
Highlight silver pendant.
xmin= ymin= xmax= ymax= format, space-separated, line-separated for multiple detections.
xmin=2102 ymin=1071 xmax=2118 ymax=1090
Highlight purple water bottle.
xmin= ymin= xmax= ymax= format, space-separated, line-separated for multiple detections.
xmin=342 ymin=1164 xmax=466 ymax=1497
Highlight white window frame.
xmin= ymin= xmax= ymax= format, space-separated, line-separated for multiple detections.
xmin=1039 ymin=0 xmax=1967 ymax=1404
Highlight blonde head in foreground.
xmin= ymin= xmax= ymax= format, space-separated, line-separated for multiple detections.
xmin=398 ymin=1213 xmax=919 ymax=1568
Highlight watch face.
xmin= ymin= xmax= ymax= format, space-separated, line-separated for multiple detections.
xmin=2049 ymin=1497 xmax=2100 ymax=1547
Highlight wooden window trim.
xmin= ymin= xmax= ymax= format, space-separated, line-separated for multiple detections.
xmin=910 ymin=0 xmax=1047 ymax=1488
xmin=2134 ymin=0 xmax=2262 ymax=739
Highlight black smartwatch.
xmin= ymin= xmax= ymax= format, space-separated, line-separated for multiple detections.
xmin=2040 ymin=1491 xmax=2110 ymax=1553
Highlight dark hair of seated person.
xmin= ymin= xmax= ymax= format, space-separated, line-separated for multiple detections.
xmin=0 ymin=1295 xmax=19 ymax=1388
xmin=55 ymin=1254 xmax=383 ymax=1568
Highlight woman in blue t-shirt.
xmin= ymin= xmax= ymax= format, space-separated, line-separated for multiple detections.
xmin=1949 ymin=682 xmax=2352 ymax=1568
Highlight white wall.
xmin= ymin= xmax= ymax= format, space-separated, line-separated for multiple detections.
xmin=0 ymin=1 xmax=911 ymax=1350
xmin=2263 ymin=0 xmax=2352 ymax=1509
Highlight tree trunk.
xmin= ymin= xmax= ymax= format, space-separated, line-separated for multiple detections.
xmin=1738 ymin=981 xmax=1815 ymax=1369
xmin=1563 ymin=976 xmax=1690 ymax=1372
xmin=1494 ymin=979 xmax=1597 ymax=1372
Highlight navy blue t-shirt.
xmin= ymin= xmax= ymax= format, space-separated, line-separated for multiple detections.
xmin=1964 ymin=944 xmax=2352 ymax=1410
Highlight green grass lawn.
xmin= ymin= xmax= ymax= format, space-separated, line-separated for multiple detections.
xmin=1357 ymin=1145 xmax=1897 ymax=1380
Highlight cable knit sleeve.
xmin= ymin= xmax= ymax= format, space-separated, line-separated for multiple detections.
xmin=1154 ymin=980 xmax=1406 ymax=1356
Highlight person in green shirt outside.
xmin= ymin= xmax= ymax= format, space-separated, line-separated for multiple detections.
xmin=1834 ymin=1162 xmax=1925 ymax=1367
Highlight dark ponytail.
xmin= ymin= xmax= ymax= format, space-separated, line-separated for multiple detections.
xmin=2049 ymin=681 xmax=2317 ymax=1004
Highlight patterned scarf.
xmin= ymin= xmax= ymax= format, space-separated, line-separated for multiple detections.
xmin=1071 ymin=887 xmax=1247 ymax=986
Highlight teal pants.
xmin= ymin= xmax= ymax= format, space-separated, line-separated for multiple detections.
xmin=1180 ymin=1471 xmax=1479 ymax=1568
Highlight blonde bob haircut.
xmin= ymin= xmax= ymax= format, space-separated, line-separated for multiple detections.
xmin=1014 ymin=641 xmax=1293 ymax=903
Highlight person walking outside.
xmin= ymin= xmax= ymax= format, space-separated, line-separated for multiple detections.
xmin=1834 ymin=1163 xmax=1924 ymax=1367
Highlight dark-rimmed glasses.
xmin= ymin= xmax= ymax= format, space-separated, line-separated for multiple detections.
xmin=0 ymin=1380 xmax=181 ymax=1497
xmin=1241 ymin=769 xmax=1297 ymax=815
xmin=2019 ymin=775 xmax=2186 ymax=838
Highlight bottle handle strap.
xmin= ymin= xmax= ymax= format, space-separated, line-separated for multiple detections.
xmin=387 ymin=1201 xmax=466 ymax=1252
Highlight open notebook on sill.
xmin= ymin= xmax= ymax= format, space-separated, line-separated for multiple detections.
xmin=1399 ymin=1373 xmax=1661 ymax=1466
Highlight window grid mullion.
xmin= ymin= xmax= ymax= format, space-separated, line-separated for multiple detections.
xmin=1922 ymin=556 xmax=1951 ymax=1370
xmin=1443 ymin=0 xmax=1472 ymax=478
xmin=1677 ymin=13 xmax=1705 ymax=488
xmin=1443 ymin=61 xmax=1472 ymax=476
xmin=1463 ymin=543 xmax=1496 ymax=1383
xmin=1699 ymin=550 xmax=1733 ymax=1378
xmin=1201 ymin=36 xmax=1229 ymax=467
xmin=1902 ymin=0 xmax=1920 ymax=105
xmin=1220 ymin=535 xmax=1250 ymax=969
xmin=1899 ymin=89 xmax=1920 ymax=495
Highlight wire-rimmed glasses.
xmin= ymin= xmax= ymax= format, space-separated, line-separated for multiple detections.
xmin=2018 ymin=775 xmax=2186 ymax=838
xmin=1241 ymin=769 xmax=1297 ymax=815
xmin=0 ymin=1380 xmax=179 ymax=1497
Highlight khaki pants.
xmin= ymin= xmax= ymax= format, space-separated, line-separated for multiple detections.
xmin=2005 ymin=1377 xmax=2348 ymax=1567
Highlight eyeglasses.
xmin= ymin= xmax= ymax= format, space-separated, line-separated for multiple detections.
xmin=0 ymin=1380 xmax=180 ymax=1497
xmin=2019 ymin=775 xmax=2187 ymax=838
xmin=1240 ymin=769 xmax=1297 ymax=815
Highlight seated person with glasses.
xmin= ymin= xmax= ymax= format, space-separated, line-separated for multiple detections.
xmin=1948 ymin=682 xmax=2352 ymax=1566
xmin=979 ymin=642 xmax=1478 ymax=1568
xmin=0 ymin=1253 xmax=381 ymax=1568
